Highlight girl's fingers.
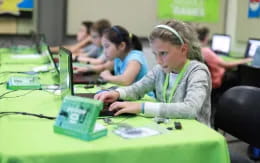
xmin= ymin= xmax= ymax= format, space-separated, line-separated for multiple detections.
xmin=109 ymin=102 xmax=124 ymax=111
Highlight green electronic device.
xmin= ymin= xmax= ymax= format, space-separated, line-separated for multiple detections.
xmin=53 ymin=95 xmax=107 ymax=141
xmin=6 ymin=76 xmax=41 ymax=90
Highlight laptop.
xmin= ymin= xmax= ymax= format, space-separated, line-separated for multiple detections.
xmin=211 ymin=34 xmax=231 ymax=56
xmin=59 ymin=47 xmax=107 ymax=85
xmin=11 ymin=34 xmax=45 ymax=56
xmin=58 ymin=47 xmax=115 ymax=116
xmin=244 ymin=38 xmax=260 ymax=58
xmin=7 ymin=43 xmax=59 ymax=90
xmin=42 ymin=43 xmax=60 ymax=75
xmin=10 ymin=36 xmax=48 ymax=61
xmin=35 ymin=34 xmax=46 ymax=54
xmin=29 ymin=42 xmax=59 ymax=74
xmin=30 ymin=33 xmax=45 ymax=54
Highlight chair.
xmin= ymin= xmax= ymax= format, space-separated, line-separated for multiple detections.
xmin=215 ymin=86 xmax=260 ymax=148
xmin=238 ymin=64 xmax=260 ymax=88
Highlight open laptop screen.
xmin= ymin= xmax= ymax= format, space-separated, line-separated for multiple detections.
xmin=35 ymin=34 xmax=46 ymax=54
xmin=244 ymin=38 xmax=260 ymax=58
xmin=41 ymin=43 xmax=60 ymax=75
xmin=59 ymin=47 xmax=74 ymax=99
xmin=211 ymin=34 xmax=231 ymax=55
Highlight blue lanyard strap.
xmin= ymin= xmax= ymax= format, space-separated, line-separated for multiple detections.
xmin=163 ymin=60 xmax=190 ymax=103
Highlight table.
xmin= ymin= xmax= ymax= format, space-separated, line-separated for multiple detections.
xmin=0 ymin=50 xmax=230 ymax=163
xmin=220 ymin=55 xmax=243 ymax=62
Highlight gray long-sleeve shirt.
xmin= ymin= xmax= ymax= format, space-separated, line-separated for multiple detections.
xmin=116 ymin=60 xmax=212 ymax=126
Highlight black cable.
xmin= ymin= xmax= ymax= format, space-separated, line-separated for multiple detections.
xmin=0 ymin=112 xmax=56 ymax=120
xmin=0 ymin=71 xmax=14 ymax=74
xmin=0 ymin=82 xmax=6 ymax=85
xmin=0 ymin=90 xmax=36 ymax=99
xmin=0 ymin=87 xmax=59 ymax=99
xmin=0 ymin=90 xmax=18 ymax=98
xmin=0 ymin=71 xmax=36 ymax=74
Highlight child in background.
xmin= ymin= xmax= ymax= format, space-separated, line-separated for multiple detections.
xmin=98 ymin=25 xmax=149 ymax=86
xmin=74 ymin=19 xmax=111 ymax=59
xmin=197 ymin=27 xmax=252 ymax=90
xmin=50 ymin=21 xmax=93 ymax=53
xmin=75 ymin=25 xmax=149 ymax=86
xmin=73 ymin=19 xmax=111 ymax=71
xmin=197 ymin=27 xmax=252 ymax=124
xmin=95 ymin=20 xmax=212 ymax=126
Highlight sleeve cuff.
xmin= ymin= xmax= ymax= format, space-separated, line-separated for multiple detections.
xmin=115 ymin=88 xmax=126 ymax=100
xmin=143 ymin=102 xmax=160 ymax=116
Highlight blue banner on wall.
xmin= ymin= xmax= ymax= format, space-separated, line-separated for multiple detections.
xmin=0 ymin=0 xmax=33 ymax=18
xmin=248 ymin=0 xmax=260 ymax=18
xmin=18 ymin=0 xmax=34 ymax=11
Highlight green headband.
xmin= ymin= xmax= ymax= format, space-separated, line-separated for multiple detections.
xmin=155 ymin=25 xmax=184 ymax=45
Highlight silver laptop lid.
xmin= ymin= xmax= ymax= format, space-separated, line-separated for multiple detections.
xmin=244 ymin=38 xmax=260 ymax=58
xmin=211 ymin=34 xmax=231 ymax=56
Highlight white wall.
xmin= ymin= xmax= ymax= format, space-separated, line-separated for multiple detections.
xmin=225 ymin=0 xmax=245 ymax=54
xmin=67 ymin=0 xmax=226 ymax=37
xmin=224 ymin=0 xmax=260 ymax=56
xmin=67 ymin=0 xmax=159 ymax=37
xmin=0 ymin=0 xmax=36 ymax=34
xmin=236 ymin=0 xmax=260 ymax=42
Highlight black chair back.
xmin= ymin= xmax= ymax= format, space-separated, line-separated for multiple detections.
xmin=215 ymin=86 xmax=260 ymax=148
xmin=238 ymin=64 xmax=260 ymax=87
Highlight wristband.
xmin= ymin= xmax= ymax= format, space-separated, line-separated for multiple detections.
xmin=74 ymin=56 xmax=79 ymax=62
xmin=141 ymin=103 xmax=145 ymax=114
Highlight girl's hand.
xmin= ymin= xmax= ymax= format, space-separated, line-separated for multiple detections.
xmin=244 ymin=57 xmax=253 ymax=63
xmin=109 ymin=102 xmax=142 ymax=116
xmin=94 ymin=90 xmax=119 ymax=103
xmin=78 ymin=56 xmax=89 ymax=63
xmin=100 ymin=70 xmax=112 ymax=80
xmin=73 ymin=66 xmax=88 ymax=73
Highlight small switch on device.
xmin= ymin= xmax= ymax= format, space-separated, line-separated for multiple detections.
xmin=174 ymin=122 xmax=182 ymax=130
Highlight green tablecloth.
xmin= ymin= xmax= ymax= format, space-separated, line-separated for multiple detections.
xmin=0 ymin=116 xmax=230 ymax=163
xmin=0 ymin=50 xmax=49 ymax=64
xmin=220 ymin=55 xmax=242 ymax=62
xmin=219 ymin=55 xmax=252 ymax=67
xmin=0 ymin=47 xmax=38 ymax=55
xmin=0 ymin=56 xmax=230 ymax=163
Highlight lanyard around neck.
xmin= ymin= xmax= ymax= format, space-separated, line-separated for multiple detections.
xmin=163 ymin=60 xmax=190 ymax=103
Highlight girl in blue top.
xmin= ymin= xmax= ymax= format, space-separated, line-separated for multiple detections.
xmin=100 ymin=25 xmax=149 ymax=86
